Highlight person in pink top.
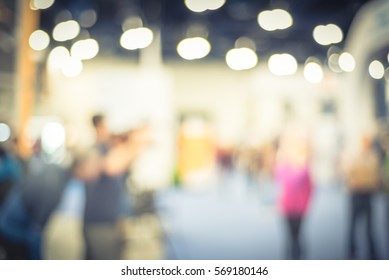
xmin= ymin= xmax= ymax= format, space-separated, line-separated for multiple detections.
xmin=274 ymin=127 xmax=313 ymax=259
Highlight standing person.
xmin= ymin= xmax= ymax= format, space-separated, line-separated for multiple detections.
xmin=83 ymin=114 xmax=147 ymax=259
xmin=342 ymin=135 xmax=379 ymax=259
xmin=274 ymin=127 xmax=313 ymax=260
xmin=0 ymin=145 xmax=22 ymax=208
xmin=43 ymin=149 xmax=101 ymax=259
xmin=379 ymin=130 xmax=389 ymax=259
xmin=0 ymin=154 xmax=68 ymax=259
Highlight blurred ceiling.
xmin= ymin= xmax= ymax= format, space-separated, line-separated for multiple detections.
xmin=0 ymin=0 xmax=373 ymax=72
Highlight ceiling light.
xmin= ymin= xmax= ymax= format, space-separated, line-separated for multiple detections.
xmin=369 ymin=60 xmax=385 ymax=79
xmin=79 ymin=9 xmax=97 ymax=28
xmin=338 ymin=52 xmax=355 ymax=72
xmin=29 ymin=30 xmax=50 ymax=51
xmin=0 ymin=123 xmax=11 ymax=142
xmin=71 ymin=39 xmax=99 ymax=60
xmin=53 ymin=20 xmax=80 ymax=42
xmin=304 ymin=62 xmax=323 ymax=83
xmin=120 ymin=27 xmax=153 ymax=50
xmin=257 ymin=9 xmax=293 ymax=31
xmin=313 ymin=24 xmax=343 ymax=46
xmin=47 ymin=46 xmax=70 ymax=70
xmin=31 ymin=0 xmax=55 ymax=10
xmin=328 ymin=53 xmax=342 ymax=73
xmin=268 ymin=53 xmax=297 ymax=76
xmin=177 ymin=37 xmax=211 ymax=60
xmin=184 ymin=0 xmax=226 ymax=13
xmin=226 ymin=48 xmax=258 ymax=71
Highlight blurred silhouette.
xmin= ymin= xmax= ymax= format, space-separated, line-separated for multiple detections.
xmin=342 ymin=134 xmax=380 ymax=259
xmin=376 ymin=126 xmax=389 ymax=258
xmin=83 ymin=114 xmax=146 ymax=259
xmin=0 ymin=143 xmax=23 ymax=207
xmin=0 ymin=139 xmax=68 ymax=259
xmin=274 ymin=126 xmax=313 ymax=259
xmin=44 ymin=149 xmax=101 ymax=259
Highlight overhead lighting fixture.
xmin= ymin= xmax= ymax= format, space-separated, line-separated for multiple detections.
xmin=177 ymin=37 xmax=211 ymax=60
xmin=338 ymin=52 xmax=355 ymax=72
xmin=184 ymin=0 xmax=226 ymax=13
xmin=369 ymin=60 xmax=385 ymax=79
xmin=235 ymin=36 xmax=256 ymax=50
xmin=304 ymin=62 xmax=324 ymax=83
xmin=61 ymin=57 xmax=83 ymax=78
xmin=268 ymin=53 xmax=297 ymax=76
xmin=328 ymin=53 xmax=342 ymax=73
xmin=47 ymin=46 xmax=70 ymax=70
xmin=53 ymin=20 xmax=80 ymax=42
xmin=120 ymin=27 xmax=153 ymax=50
xmin=313 ymin=24 xmax=343 ymax=46
xmin=122 ymin=16 xmax=143 ymax=31
xmin=0 ymin=123 xmax=11 ymax=142
xmin=79 ymin=9 xmax=97 ymax=28
xmin=29 ymin=30 xmax=50 ymax=51
xmin=257 ymin=9 xmax=293 ymax=31
xmin=30 ymin=0 xmax=55 ymax=10
xmin=225 ymin=47 xmax=258 ymax=71
xmin=71 ymin=39 xmax=99 ymax=60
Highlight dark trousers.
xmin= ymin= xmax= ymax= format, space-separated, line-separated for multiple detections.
xmin=285 ymin=215 xmax=303 ymax=260
xmin=0 ymin=234 xmax=28 ymax=259
xmin=83 ymin=223 xmax=122 ymax=260
xmin=349 ymin=192 xmax=377 ymax=259
xmin=386 ymin=195 xmax=389 ymax=259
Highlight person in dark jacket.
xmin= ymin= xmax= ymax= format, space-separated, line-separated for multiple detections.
xmin=0 ymin=144 xmax=69 ymax=259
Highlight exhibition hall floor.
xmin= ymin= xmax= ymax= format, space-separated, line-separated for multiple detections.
xmin=156 ymin=171 xmax=389 ymax=260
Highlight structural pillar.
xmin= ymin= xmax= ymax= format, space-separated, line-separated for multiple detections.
xmin=15 ymin=0 xmax=40 ymax=158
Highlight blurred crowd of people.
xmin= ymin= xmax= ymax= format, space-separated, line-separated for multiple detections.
xmin=216 ymin=122 xmax=389 ymax=260
xmin=1 ymin=115 xmax=389 ymax=260
xmin=0 ymin=114 xmax=150 ymax=259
